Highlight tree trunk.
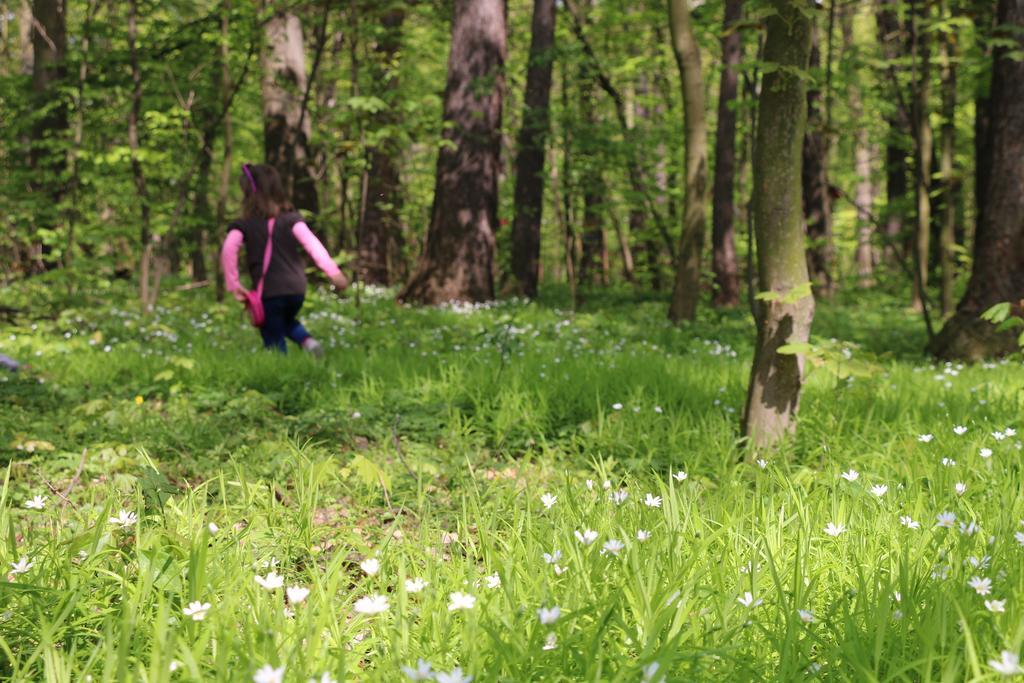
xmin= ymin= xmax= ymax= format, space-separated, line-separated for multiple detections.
xmin=214 ymin=0 xmax=232 ymax=302
xmin=802 ymin=25 xmax=834 ymax=297
xmin=710 ymin=0 xmax=742 ymax=307
xmin=970 ymin=0 xmax=994 ymax=259
xmin=742 ymin=0 xmax=816 ymax=449
xmin=262 ymin=12 xmax=320 ymax=222
xmin=577 ymin=54 xmax=605 ymax=289
xmin=17 ymin=1 xmax=33 ymax=75
xmin=667 ymin=0 xmax=709 ymax=323
xmin=910 ymin=0 xmax=932 ymax=312
xmin=930 ymin=0 xmax=1024 ymax=359
xmin=843 ymin=9 xmax=875 ymax=288
xmin=29 ymin=0 xmax=67 ymax=272
xmin=875 ymin=0 xmax=909 ymax=264
xmin=398 ymin=0 xmax=506 ymax=304
xmin=358 ymin=5 xmax=406 ymax=286
xmin=510 ymin=0 xmax=556 ymax=298
xmin=127 ymin=0 xmax=155 ymax=310
xmin=938 ymin=10 xmax=957 ymax=316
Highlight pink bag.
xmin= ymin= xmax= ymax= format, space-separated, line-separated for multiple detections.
xmin=244 ymin=217 xmax=275 ymax=328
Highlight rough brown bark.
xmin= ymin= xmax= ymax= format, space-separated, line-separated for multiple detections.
xmin=930 ymin=0 xmax=1024 ymax=359
xmin=802 ymin=26 xmax=834 ymax=297
xmin=742 ymin=0 xmax=816 ymax=450
xmin=398 ymin=0 xmax=506 ymax=304
xmin=358 ymin=5 xmax=406 ymax=286
xmin=711 ymin=0 xmax=742 ymax=307
xmin=510 ymin=0 xmax=556 ymax=298
xmin=667 ymin=0 xmax=709 ymax=323
xmin=262 ymin=12 xmax=319 ymax=221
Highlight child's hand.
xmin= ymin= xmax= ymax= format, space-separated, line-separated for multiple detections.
xmin=330 ymin=271 xmax=349 ymax=292
xmin=230 ymin=288 xmax=248 ymax=303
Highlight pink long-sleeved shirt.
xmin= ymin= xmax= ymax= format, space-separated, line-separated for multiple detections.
xmin=221 ymin=220 xmax=340 ymax=300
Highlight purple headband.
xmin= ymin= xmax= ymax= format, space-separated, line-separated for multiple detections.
xmin=242 ymin=163 xmax=257 ymax=193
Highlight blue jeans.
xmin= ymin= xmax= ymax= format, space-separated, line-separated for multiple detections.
xmin=260 ymin=294 xmax=311 ymax=353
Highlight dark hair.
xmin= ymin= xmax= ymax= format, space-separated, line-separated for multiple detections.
xmin=240 ymin=164 xmax=294 ymax=220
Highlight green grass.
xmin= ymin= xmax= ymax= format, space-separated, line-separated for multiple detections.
xmin=1 ymin=282 xmax=1023 ymax=681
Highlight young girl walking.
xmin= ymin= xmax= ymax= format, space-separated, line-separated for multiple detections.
xmin=220 ymin=163 xmax=348 ymax=356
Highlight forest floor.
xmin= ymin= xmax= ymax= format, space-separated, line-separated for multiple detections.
xmin=2 ymin=280 xmax=1023 ymax=681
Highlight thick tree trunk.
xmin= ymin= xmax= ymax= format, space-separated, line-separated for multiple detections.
xmin=802 ymin=26 xmax=834 ymax=297
xmin=262 ymin=12 xmax=319 ymax=221
xmin=711 ymin=0 xmax=742 ymax=307
xmin=667 ymin=0 xmax=709 ymax=323
xmin=398 ymin=0 xmax=506 ymax=304
xmin=358 ymin=6 xmax=406 ymax=286
xmin=930 ymin=0 xmax=1024 ymax=359
xmin=742 ymin=0 xmax=816 ymax=449
xmin=29 ymin=0 xmax=67 ymax=272
xmin=510 ymin=0 xmax=556 ymax=298
xmin=910 ymin=0 xmax=932 ymax=312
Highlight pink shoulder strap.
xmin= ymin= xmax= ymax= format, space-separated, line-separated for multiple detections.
xmin=254 ymin=217 xmax=276 ymax=298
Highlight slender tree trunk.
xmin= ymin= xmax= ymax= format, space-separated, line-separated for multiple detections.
xmin=67 ymin=0 xmax=99 ymax=275
xmin=876 ymin=0 xmax=909 ymax=264
xmin=191 ymin=129 xmax=214 ymax=283
xmin=843 ymin=9 xmax=875 ymax=288
xmin=262 ymin=11 xmax=319 ymax=221
xmin=29 ymin=0 xmax=67 ymax=272
xmin=938 ymin=9 xmax=957 ymax=316
xmin=214 ymin=0 xmax=232 ymax=302
xmin=611 ymin=211 xmax=636 ymax=283
xmin=711 ymin=0 xmax=742 ymax=307
xmin=510 ymin=0 xmax=556 ymax=298
xmin=910 ymin=0 xmax=932 ymax=312
xmin=802 ymin=25 xmax=834 ymax=297
xmin=358 ymin=5 xmax=406 ymax=286
xmin=667 ymin=0 xmax=709 ymax=323
xmin=578 ymin=58 xmax=605 ymax=289
xmin=17 ymin=1 xmax=33 ymax=75
xmin=127 ymin=0 xmax=155 ymax=309
xmin=930 ymin=0 xmax=1024 ymax=359
xmin=398 ymin=0 xmax=506 ymax=304
xmin=742 ymin=0 xmax=816 ymax=449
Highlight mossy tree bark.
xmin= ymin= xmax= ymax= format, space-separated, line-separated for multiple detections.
xmin=667 ymin=0 xmax=708 ymax=323
xmin=930 ymin=0 xmax=1024 ymax=360
xmin=510 ymin=0 xmax=556 ymax=299
xmin=742 ymin=0 xmax=816 ymax=449
xmin=398 ymin=0 xmax=506 ymax=304
xmin=710 ymin=0 xmax=742 ymax=308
